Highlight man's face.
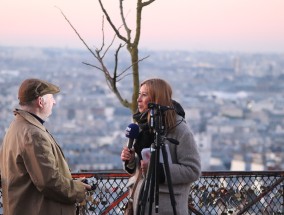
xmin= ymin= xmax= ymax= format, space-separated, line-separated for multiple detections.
xmin=40 ymin=94 xmax=56 ymax=120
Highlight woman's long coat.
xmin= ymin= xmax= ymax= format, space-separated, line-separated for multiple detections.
xmin=125 ymin=115 xmax=201 ymax=215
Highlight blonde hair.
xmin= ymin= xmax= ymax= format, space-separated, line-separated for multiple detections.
xmin=140 ymin=78 xmax=176 ymax=130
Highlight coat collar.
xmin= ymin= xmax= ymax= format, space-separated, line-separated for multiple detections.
xmin=14 ymin=109 xmax=46 ymax=132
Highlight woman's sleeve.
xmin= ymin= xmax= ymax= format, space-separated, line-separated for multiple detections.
xmin=167 ymin=123 xmax=201 ymax=185
xmin=124 ymin=155 xmax=137 ymax=175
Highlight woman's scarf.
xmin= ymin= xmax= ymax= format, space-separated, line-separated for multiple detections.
xmin=133 ymin=111 xmax=155 ymax=160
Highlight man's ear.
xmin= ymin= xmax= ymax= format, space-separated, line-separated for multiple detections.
xmin=37 ymin=97 xmax=44 ymax=108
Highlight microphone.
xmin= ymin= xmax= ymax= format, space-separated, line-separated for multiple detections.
xmin=125 ymin=123 xmax=140 ymax=149
xmin=124 ymin=123 xmax=139 ymax=166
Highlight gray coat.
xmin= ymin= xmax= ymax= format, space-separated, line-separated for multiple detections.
xmin=0 ymin=109 xmax=86 ymax=215
xmin=125 ymin=115 xmax=201 ymax=215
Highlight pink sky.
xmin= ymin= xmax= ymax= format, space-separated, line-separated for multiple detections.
xmin=1 ymin=0 xmax=284 ymax=53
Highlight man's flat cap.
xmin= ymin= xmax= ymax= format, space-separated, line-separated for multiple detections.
xmin=18 ymin=78 xmax=60 ymax=104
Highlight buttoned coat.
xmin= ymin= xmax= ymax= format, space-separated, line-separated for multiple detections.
xmin=0 ymin=109 xmax=86 ymax=215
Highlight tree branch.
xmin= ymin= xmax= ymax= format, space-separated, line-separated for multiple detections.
xmin=56 ymin=6 xmax=98 ymax=60
xmin=97 ymin=0 xmax=128 ymax=43
xmin=142 ymin=0 xmax=156 ymax=7
xmin=119 ymin=0 xmax=131 ymax=41
xmin=117 ymin=55 xmax=149 ymax=80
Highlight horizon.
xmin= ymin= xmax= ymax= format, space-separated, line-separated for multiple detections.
xmin=1 ymin=0 xmax=284 ymax=53
xmin=1 ymin=45 xmax=283 ymax=55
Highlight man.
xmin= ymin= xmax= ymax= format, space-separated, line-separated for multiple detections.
xmin=0 ymin=78 xmax=91 ymax=215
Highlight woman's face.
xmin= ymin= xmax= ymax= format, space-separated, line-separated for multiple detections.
xmin=137 ymin=84 xmax=151 ymax=113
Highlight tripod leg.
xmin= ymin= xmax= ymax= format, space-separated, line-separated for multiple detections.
xmin=154 ymin=144 xmax=160 ymax=213
xmin=147 ymin=163 xmax=156 ymax=215
xmin=161 ymin=144 xmax=177 ymax=215
xmin=139 ymin=145 xmax=156 ymax=215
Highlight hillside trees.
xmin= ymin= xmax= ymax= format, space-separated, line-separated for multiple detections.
xmin=59 ymin=0 xmax=156 ymax=113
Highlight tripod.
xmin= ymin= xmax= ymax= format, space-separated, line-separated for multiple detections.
xmin=139 ymin=103 xmax=179 ymax=215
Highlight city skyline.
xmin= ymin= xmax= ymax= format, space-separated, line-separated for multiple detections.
xmin=1 ymin=0 xmax=284 ymax=53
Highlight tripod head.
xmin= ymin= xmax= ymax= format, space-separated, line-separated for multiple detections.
xmin=148 ymin=102 xmax=174 ymax=135
xmin=148 ymin=102 xmax=174 ymax=112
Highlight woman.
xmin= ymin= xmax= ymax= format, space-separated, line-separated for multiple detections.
xmin=121 ymin=78 xmax=201 ymax=215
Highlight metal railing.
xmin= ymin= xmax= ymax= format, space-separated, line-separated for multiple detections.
xmin=1 ymin=171 xmax=283 ymax=215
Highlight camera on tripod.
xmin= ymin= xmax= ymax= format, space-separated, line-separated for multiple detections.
xmin=139 ymin=102 xmax=178 ymax=215
xmin=148 ymin=102 xmax=174 ymax=133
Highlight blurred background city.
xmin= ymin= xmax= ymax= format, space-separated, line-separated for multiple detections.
xmin=1 ymin=46 xmax=283 ymax=172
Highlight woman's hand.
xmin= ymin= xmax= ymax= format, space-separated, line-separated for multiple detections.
xmin=121 ymin=147 xmax=135 ymax=162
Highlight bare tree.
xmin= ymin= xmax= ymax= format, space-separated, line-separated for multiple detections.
xmin=58 ymin=0 xmax=156 ymax=114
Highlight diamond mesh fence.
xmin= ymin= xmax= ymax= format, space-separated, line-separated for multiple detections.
xmin=0 ymin=171 xmax=283 ymax=215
